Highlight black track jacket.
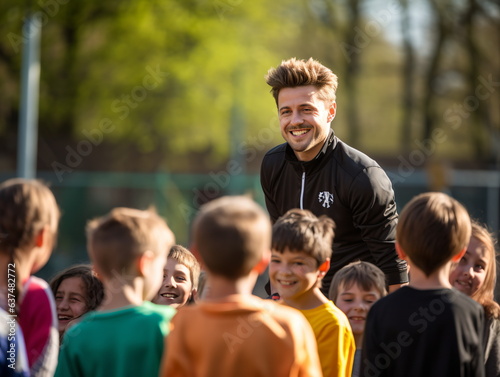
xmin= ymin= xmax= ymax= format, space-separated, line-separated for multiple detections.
xmin=260 ymin=130 xmax=408 ymax=290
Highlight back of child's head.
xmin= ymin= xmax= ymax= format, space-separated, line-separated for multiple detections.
xmin=86 ymin=207 xmax=174 ymax=279
xmin=469 ymin=221 xmax=499 ymax=318
xmin=50 ymin=264 xmax=105 ymax=311
xmin=0 ymin=178 xmax=60 ymax=257
xmin=168 ymin=245 xmax=201 ymax=290
xmin=272 ymin=208 xmax=335 ymax=265
xmin=192 ymin=195 xmax=271 ymax=280
xmin=397 ymin=192 xmax=471 ymax=277
xmin=329 ymin=261 xmax=387 ymax=302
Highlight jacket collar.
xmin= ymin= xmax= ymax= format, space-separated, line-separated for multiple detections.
xmin=285 ymin=129 xmax=337 ymax=172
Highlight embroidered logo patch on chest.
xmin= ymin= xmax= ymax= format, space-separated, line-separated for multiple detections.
xmin=318 ymin=191 xmax=334 ymax=208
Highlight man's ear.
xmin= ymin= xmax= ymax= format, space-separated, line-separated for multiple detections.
xmin=327 ymin=102 xmax=336 ymax=123
xmin=318 ymin=258 xmax=330 ymax=278
xmin=395 ymin=242 xmax=407 ymax=260
xmin=254 ymin=250 xmax=271 ymax=275
xmin=451 ymin=247 xmax=466 ymax=263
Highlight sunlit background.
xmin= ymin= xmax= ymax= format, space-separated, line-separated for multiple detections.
xmin=0 ymin=0 xmax=499 ymax=298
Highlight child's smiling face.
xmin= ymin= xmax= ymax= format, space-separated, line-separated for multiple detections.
xmin=55 ymin=276 xmax=88 ymax=334
xmin=449 ymin=236 xmax=489 ymax=297
xmin=269 ymin=248 xmax=323 ymax=304
xmin=334 ymin=283 xmax=382 ymax=336
xmin=153 ymin=258 xmax=194 ymax=309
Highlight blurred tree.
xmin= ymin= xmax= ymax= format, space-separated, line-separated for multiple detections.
xmin=0 ymin=0 xmax=498 ymax=173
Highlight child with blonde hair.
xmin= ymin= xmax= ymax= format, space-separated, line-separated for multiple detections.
xmin=0 ymin=178 xmax=61 ymax=377
xmin=449 ymin=221 xmax=500 ymax=376
xmin=152 ymin=245 xmax=200 ymax=308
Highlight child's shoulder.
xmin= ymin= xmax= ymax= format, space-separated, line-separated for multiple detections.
xmin=21 ymin=276 xmax=52 ymax=300
xmin=63 ymin=302 xmax=176 ymax=342
xmin=138 ymin=301 xmax=176 ymax=318
xmin=300 ymin=300 xmax=351 ymax=329
xmin=18 ymin=276 xmax=56 ymax=323
xmin=371 ymin=286 xmax=483 ymax=316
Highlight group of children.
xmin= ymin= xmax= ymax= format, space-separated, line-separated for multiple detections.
xmin=0 ymin=178 xmax=499 ymax=377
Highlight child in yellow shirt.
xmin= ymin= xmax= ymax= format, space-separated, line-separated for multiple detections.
xmin=270 ymin=208 xmax=356 ymax=377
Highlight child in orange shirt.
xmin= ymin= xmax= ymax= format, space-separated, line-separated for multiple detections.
xmin=160 ymin=196 xmax=322 ymax=377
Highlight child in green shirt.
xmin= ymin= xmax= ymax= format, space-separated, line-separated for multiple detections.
xmin=55 ymin=207 xmax=176 ymax=377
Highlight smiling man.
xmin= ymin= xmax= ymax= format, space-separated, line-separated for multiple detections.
xmin=261 ymin=57 xmax=408 ymax=295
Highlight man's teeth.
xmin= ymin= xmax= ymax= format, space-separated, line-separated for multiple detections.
xmin=280 ymin=281 xmax=295 ymax=286
xmin=291 ymin=130 xmax=308 ymax=136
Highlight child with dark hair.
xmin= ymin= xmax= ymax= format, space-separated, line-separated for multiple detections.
xmin=362 ymin=192 xmax=485 ymax=377
xmin=270 ymin=208 xmax=356 ymax=377
xmin=50 ymin=264 xmax=104 ymax=340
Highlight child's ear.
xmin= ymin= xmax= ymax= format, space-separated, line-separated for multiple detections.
xmin=451 ymin=247 xmax=466 ymax=263
xmin=253 ymin=250 xmax=271 ymax=275
xmin=34 ymin=226 xmax=50 ymax=248
xmin=137 ymin=250 xmax=155 ymax=276
xmin=318 ymin=259 xmax=330 ymax=278
xmin=395 ymin=242 xmax=407 ymax=260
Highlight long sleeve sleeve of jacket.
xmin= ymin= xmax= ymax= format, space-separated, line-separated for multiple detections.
xmin=348 ymin=166 xmax=408 ymax=285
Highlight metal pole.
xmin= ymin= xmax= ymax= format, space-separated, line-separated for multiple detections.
xmin=17 ymin=13 xmax=42 ymax=179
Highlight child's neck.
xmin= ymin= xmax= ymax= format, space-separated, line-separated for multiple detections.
xmin=354 ymin=333 xmax=363 ymax=349
xmin=99 ymin=277 xmax=145 ymax=311
xmin=407 ymin=262 xmax=453 ymax=290
xmin=283 ymin=287 xmax=329 ymax=311
xmin=203 ymin=272 xmax=257 ymax=301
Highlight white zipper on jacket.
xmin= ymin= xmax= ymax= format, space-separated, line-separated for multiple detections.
xmin=300 ymin=171 xmax=305 ymax=209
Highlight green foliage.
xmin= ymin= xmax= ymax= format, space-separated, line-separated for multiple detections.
xmin=1 ymin=0 xmax=498 ymax=171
